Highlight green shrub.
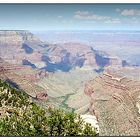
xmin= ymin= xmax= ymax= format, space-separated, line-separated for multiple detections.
xmin=0 ymin=79 xmax=98 ymax=136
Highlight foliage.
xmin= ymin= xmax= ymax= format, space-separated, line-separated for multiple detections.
xmin=0 ymin=79 xmax=98 ymax=136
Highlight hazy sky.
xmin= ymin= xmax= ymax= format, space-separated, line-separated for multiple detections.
xmin=0 ymin=4 xmax=140 ymax=30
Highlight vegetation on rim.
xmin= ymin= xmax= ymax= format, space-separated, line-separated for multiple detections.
xmin=0 ymin=79 xmax=98 ymax=136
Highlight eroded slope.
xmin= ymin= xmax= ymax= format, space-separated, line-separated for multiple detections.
xmin=85 ymin=72 xmax=140 ymax=136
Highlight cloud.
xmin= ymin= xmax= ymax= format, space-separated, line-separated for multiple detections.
xmin=116 ymin=8 xmax=121 ymax=12
xmin=74 ymin=10 xmax=110 ymax=20
xmin=58 ymin=16 xmax=63 ymax=18
xmin=104 ymin=18 xmax=121 ymax=24
xmin=121 ymin=9 xmax=135 ymax=16
xmin=117 ymin=9 xmax=140 ymax=16
xmin=75 ymin=10 xmax=89 ymax=15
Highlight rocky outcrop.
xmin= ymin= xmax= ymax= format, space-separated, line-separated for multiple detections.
xmin=84 ymin=72 xmax=140 ymax=136
xmin=84 ymin=81 xmax=94 ymax=96
xmin=0 ymin=59 xmax=47 ymax=98
xmin=80 ymin=114 xmax=99 ymax=133
xmin=0 ymin=30 xmax=45 ymax=67
xmin=37 ymin=70 xmax=48 ymax=78
xmin=36 ymin=92 xmax=48 ymax=100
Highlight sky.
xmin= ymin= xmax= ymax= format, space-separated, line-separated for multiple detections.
xmin=0 ymin=4 xmax=140 ymax=31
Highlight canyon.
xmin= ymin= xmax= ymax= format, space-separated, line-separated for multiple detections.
xmin=0 ymin=30 xmax=140 ymax=136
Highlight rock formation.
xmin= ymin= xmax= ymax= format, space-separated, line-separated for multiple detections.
xmin=0 ymin=30 xmax=45 ymax=67
xmin=36 ymin=92 xmax=48 ymax=101
xmin=84 ymin=72 xmax=140 ymax=136
xmin=0 ymin=58 xmax=47 ymax=99
xmin=0 ymin=30 xmax=124 ymax=72
xmin=41 ymin=42 xmax=123 ymax=72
